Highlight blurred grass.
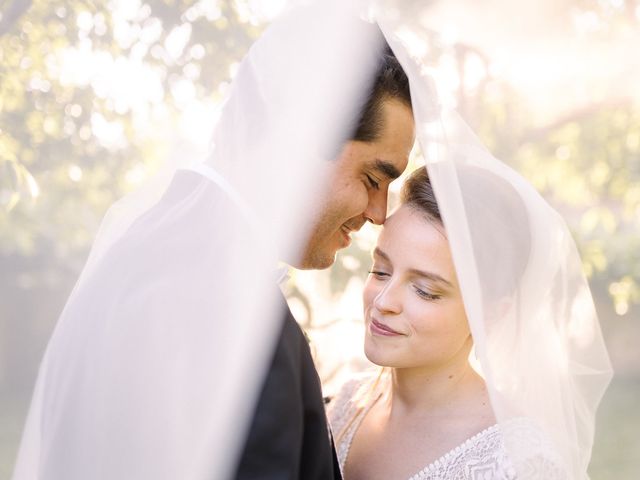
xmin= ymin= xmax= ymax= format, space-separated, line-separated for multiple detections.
xmin=589 ymin=375 xmax=640 ymax=479
xmin=1 ymin=387 xmax=28 ymax=480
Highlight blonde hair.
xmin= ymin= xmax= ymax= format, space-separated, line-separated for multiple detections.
xmin=334 ymin=368 xmax=389 ymax=446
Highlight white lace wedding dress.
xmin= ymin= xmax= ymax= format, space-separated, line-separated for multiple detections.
xmin=327 ymin=374 xmax=568 ymax=480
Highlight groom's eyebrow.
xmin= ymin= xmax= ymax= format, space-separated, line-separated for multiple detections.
xmin=373 ymin=159 xmax=402 ymax=180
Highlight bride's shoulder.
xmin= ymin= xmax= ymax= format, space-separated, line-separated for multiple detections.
xmin=326 ymin=370 xmax=380 ymax=422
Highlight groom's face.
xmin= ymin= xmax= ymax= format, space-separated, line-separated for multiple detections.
xmin=298 ymin=99 xmax=415 ymax=269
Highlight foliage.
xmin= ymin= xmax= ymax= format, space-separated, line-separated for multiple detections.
xmin=0 ymin=0 xmax=260 ymax=263
xmin=0 ymin=1 xmax=638 ymax=478
xmin=1 ymin=0 xmax=638 ymax=312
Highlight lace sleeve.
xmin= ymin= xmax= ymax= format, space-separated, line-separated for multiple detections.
xmin=511 ymin=452 xmax=569 ymax=480
xmin=326 ymin=377 xmax=362 ymax=439
xmin=502 ymin=418 xmax=570 ymax=480
xmin=326 ymin=372 xmax=381 ymax=471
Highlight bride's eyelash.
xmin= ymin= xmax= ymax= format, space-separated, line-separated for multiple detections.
xmin=368 ymin=270 xmax=389 ymax=278
xmin=414 ymin=287 xmax=441 ymax=301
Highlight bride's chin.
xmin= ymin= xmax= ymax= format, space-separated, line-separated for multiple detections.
xmin=364 ymin=342 xmax=393 ymax=367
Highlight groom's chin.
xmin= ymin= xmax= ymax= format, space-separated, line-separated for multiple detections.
xmin=282 ymin=241 xmax=337 ymax=270
xmin=294 ymin=244 xmax=339 ymax=270
xmin=298 ymin=253 xmax=336 ymax=270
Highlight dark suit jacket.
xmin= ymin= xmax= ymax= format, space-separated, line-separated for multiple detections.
xmin=233 ymin=300 xmax=342 ymax=480
xmin=140 ymin=170 xmax=340 ymax=479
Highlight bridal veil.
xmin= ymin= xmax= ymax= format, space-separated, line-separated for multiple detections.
xmin=376 ymin=3 xmax=613 ymax=477
xmin=12 ymin=1 xmax=611 ymax=479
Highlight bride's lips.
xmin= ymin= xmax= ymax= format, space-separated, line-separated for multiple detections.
xmin=369 ymin=318 xmax=403 ymax=337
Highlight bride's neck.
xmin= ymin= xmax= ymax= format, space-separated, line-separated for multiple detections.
xmin=385 ymin=359 xmax=484 ymax=417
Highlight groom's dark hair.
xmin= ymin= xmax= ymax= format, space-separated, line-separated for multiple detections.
xmin=351 ymin=44 xmax=412 ymax=142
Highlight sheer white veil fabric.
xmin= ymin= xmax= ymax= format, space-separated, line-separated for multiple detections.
xmin=12 ymin=1 xmax=611 ymax=479
xmin=376 ymin=9 xmax=613 ymax=479
xmin=12 ymin=1 xmax=384 ymax=479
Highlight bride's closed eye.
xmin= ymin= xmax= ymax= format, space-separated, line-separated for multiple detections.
xmin=368 ymin=269 xmax=390 ymax=280
xmin=413 ymin=285 xmax=442 ymax=301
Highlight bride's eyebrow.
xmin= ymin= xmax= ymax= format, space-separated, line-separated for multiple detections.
xmin=374 ymin=248 xmax=451 ymax=287
xmin=408 ymin=268 xmax=452 ymax=288
xmin=372 ymin=247 xmax=391 ymax=261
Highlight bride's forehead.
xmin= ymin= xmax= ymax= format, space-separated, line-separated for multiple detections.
xmin=384 ymin=205 xmax=441 ymax=231
xmin=379 ymin=206 xmax=449 ymax=250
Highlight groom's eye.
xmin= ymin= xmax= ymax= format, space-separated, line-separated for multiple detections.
xmin=365 ymin=174 xmax=380 ymax=190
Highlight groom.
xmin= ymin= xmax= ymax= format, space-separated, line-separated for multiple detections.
xmin=233 ymin=47 xmax=415 ymax=479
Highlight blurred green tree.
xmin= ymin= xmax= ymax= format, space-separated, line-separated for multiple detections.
xmin=0 ymin=0 xmax=638 ymax=477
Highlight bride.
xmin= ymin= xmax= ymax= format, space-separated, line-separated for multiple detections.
xmin=328 ymin=162 xmax=610 ymax=479
xmin=330 ymin=167 xmax=499 ymax=480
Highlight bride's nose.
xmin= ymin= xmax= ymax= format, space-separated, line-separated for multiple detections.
xmin=373 ymin=280 xmax=402 ymax=314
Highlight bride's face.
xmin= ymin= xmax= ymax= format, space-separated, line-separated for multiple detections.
xmin=363 ymin=205 xmax=473 ymax=370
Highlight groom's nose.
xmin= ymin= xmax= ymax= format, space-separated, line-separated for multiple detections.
xmin=363 ymin=189 xmax=388 ymax=225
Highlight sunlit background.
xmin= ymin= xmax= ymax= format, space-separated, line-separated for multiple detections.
xmin=1 ymin=0 xmax=638 ymax=478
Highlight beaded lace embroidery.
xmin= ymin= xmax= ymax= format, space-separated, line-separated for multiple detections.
xmin=327 ymin=376 xmax=567 ymax=480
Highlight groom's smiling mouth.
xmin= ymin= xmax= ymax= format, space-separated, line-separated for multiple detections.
xmin=339 ymin=225 xmax=353 ymax=247
xmin=340 ymin=220 xmax=366 ymax=241
xmin=339 ymin=221 xmax=362 ymax=246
